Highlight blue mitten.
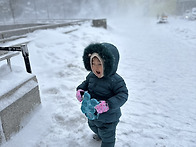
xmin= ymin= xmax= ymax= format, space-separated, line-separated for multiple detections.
xmin=81 ymin=92 xmax=100 ymax=120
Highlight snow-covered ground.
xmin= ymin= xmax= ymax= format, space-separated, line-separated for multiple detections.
xmin=1 ymin=16 xmax=196 ymax=147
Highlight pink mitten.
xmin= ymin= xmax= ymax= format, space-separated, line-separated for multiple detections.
xmin=76 ymin=89 xmax=84 ymax=102
xmin=94 ymin=101 xmax=109 ymax=114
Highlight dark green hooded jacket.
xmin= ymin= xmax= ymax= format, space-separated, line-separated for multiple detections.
xmin=77 ymin=43 xmax=128 ymax=123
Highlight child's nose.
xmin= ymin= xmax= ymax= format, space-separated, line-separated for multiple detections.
xmin=95 ymin=65 xmax=99 ymax=70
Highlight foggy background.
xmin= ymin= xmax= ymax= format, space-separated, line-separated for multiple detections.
xmin=0 ymin=0 xmax=196 ymax=24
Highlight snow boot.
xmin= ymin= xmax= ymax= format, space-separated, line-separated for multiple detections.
xmin=93 ymin=134 xmax=101 ymax=141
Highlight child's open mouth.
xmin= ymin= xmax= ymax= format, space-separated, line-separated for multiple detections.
xmin=96 ymin=71 xmax=100 ymax=75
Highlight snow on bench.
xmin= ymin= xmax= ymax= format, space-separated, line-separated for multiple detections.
xmin=0 ymin=51 xmax=20 ymax=71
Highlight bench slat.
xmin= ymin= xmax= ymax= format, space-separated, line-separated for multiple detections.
xmin=0 ymin=52 xmax=20 ymax=62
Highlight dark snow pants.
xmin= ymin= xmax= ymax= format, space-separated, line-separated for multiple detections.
xmin=88 ymin=119 xmax=119 ymax=147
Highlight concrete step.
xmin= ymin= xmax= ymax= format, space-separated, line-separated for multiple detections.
xmin=0 ymin=74 xmax=41 ymax=144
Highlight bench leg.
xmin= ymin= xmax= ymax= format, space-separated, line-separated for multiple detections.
xmin=7 ymin=59 xmax=12 ymax=71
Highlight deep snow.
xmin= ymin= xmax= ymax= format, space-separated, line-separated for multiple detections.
xmin=0 ymin=16 xmax=196 ymax=147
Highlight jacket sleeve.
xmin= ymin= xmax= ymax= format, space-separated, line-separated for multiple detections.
xmin=76 ymin=72 xmax=91 ymax=91
xmin=107 ymin=75 xmax=128 ymax=110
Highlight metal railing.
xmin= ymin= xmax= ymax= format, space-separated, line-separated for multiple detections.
xmin=0 ymin=19 xmax=91 ymax=41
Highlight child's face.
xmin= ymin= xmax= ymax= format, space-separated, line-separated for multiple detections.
xmin=91 ymin=57 xmax=104 ymax=78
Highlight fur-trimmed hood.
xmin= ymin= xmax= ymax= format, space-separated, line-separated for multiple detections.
xmin=83 ymin=43 xmax=120 ymax=77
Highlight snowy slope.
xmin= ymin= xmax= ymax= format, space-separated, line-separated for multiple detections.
xmin=1 ymin=16 xmax=196 ymax=147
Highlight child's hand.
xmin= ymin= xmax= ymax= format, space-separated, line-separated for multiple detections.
xmin=76 ymin=89 xmax=84 ymax=102
xmin=94 ymin=101 xmax=109 ymax=114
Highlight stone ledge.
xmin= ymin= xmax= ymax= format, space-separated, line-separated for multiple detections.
xmin=0 ymin=75 xmax=41 ymax=144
